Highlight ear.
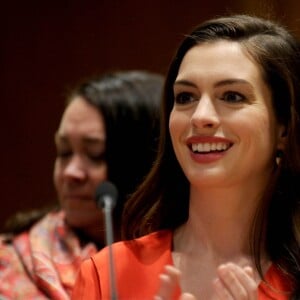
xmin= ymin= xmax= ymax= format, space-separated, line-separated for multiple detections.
xmin=276 ymin=124 xmax=287 ymax=151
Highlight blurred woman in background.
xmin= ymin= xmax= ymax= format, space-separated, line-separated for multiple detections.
xmin=0 ymin=70 xmax=163 ymax=299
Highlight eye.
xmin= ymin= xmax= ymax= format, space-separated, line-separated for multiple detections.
xmin=88 ymin=152 xmax=106 ymax=163
xmin=174 ymin=92 xmax=197 ymax=105
xmin=56 ymin=149 xmax=72 ymax=159
xmin=220 ymin=91 xmax=245 ymax=103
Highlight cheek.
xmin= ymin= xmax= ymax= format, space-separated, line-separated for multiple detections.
xmin=169 ymin=111 xmax=190 ymax=164
xmin=237 ymin=112 xmax=276 ymax=157
xmin=257 ymin=120 xmax=278 ymax=153
xmin=53 ymin=161 xmax=62 ymax=190
xmin=169 ymin=110 xmax=186 ymax=141
xmin=90 ymin=163 xmax=108 ymax=186
xmin=253 ymin=112 xmax=276 ymax=143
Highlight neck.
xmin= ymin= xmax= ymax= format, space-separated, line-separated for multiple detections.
xmin=175 ymin=183 xmax=265 ymax=260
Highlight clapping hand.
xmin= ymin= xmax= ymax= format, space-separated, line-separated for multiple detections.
xmin=154 ymin=263 xmax=258 ymax=300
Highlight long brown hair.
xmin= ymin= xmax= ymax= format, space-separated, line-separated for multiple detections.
xmin=122 ymin=15 xmax=300 ymax=298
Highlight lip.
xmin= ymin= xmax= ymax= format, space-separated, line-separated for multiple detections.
xmin=63 ymin=194 xmax=91 ymax=201
xmin=186 ymin=136 xmax=232 ymax=144
xmin=186 ymin=135 xmax=233 ymax=164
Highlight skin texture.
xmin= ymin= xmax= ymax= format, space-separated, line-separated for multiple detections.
xmin=170 ymin=41 xmax=285 ymax=190
xmin=53 ymin=96 xmax=108 ymax=244
xmin=155 ymin=41 xmax=285 ymax=299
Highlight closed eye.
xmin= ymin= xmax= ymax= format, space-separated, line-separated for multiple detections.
xmin=88 ymin=152 xmax=106 ymax=163
xmin=56 ymin=150 xmax=72 ymax=158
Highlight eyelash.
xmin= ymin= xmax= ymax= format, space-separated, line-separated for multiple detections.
xmin=56 ymin=151 xmax=71 ymax=159
xmin=220 ymin=91 xmax=246 ymax=103
xmin=174 ymin=92 xmax=197 ymax=104
xmin=174 ymin=91 xmax=246 ymax=105
xmin=56 ymin=151 xmax=106 ymax=163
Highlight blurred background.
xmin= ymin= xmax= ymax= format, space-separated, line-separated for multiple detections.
xmin=1 ymin=0 xmax=300 ymax=230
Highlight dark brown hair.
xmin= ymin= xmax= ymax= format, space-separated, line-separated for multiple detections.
xmin=123 ymin=15 xmax=300 ymax=298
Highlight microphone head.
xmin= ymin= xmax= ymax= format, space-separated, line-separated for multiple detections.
xmin=95 ymin=181 xmax=118 ymax=209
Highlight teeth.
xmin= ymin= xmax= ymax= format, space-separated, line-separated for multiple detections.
xmin=191 ymin=142 xmax=230 ymax=153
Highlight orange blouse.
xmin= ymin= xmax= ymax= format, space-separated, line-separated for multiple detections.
xmin=72 ymin=230 xmax=292 ymax=300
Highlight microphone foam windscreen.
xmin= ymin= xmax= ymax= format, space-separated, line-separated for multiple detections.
xmin=95 ymin=181 xmax=118 ymax=208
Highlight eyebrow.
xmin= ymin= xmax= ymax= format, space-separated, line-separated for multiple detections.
xmin=174 ymin=78 xmax=253 ymax=88
xmin=54 ymin=133 xmax=105 ymax=145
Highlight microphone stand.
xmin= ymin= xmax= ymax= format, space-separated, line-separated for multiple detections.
xmin=102 ymin=195 xmax=118 ymax=300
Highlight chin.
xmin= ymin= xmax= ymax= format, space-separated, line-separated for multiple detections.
xmin=66 ymin=211 xmax=102 ymax=228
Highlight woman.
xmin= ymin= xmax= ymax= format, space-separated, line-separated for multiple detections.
xmin=0 ymin=70 xmax=163 ymax=299
xmin=72 ymin=15 xmax=300 ymax=299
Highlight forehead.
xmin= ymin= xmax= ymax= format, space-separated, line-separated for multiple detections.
xmin=58 ymin=96 xmax=106 ymax=136
xmin=177 ymin=40 xmax=264 ymax=84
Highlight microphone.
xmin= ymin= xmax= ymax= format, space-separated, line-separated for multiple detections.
xmin=95 ymin=181 xmax=119 ymax=300
xmin=95 ymin=180 xmax=118 ymax=211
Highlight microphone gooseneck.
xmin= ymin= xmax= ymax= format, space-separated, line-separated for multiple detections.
xmin=95 ymin=181 xmax=119 ymax=300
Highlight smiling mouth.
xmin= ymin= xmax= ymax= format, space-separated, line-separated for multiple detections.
xmin=190 ymin=142 xmax=232 ymax=153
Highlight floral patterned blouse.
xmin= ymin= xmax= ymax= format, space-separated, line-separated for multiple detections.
xmin=0 ymin=210 xmax=97 ymax=299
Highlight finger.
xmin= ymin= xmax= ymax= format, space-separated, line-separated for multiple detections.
xmin=217 ymin=263 xmax=258 ymax=300
xmin=213 ymin=277 xmax=234 ymax=300
xmin=243 ymin=266 xmax=254 ymax=278
xmin=154 ymin=265 xmax=181 ymax=300
xmin=154 ymin=274 xmax=173 ymax=300
xmin=179 ymin=292 xmax=197 ymax=300
xmin=229 ymin=264 xmax=257 ymax=294
xmin=164 ymin=264 xmax=181 ymax=280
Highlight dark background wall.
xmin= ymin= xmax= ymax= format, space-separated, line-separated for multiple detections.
xmin=1 ymin=0 xmax=300 ymax=230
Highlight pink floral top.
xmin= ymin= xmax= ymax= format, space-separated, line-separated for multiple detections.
xmin=0 ymin=210 xmax=98 ymax=299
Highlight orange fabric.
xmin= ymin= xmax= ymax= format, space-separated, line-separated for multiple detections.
xmin=259 ymin=264 xmax=293 ymax=299
xmin=72 ymin=230 xmax=293 ymax=300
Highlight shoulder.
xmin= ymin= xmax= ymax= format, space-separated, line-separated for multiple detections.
xmin=124 ymin=229 xmax=172 ymax=251
xmin=259 ymin=264 xmax=294 ymax=299
xmin=86 ymin=230 xmax=173 ymax=298
xmin=0 ymin=211 xmax=64 ymax=246
xmin=33 ymin=210 xmax=64 ymax=227
xmin=29 ymin=210 xmax=68 ymax=237
xmin=92 ymin=230 xmax=172 ymax=266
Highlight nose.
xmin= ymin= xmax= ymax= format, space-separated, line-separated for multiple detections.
xmin=63 ymin=155 xmax=87 ymax=181
xmin=191 ymin=95 xmax=220 ymax=129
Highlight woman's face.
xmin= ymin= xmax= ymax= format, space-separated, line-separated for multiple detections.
xmin=169 ymin=40 xmax=285 ymax=190
xmin=53 ymin=96 xmax=107 ymax=233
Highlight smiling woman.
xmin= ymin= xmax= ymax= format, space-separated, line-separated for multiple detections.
xmin=170 ymin=40 xmax=279 ymax=185
xmin=0 ymin=70 xmax=163 ymax=299
xmin=72 ymin=15 xmax=300 ymax=300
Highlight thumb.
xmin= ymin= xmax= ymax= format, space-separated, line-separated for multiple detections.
xmin=179 ymin=292 xmax=197 ymax=300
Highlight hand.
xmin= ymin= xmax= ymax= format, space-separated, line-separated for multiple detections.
xmin=212 ymin=263 xmax=258 ymax=300
xmin=153 ymin=263 xmax=258 ymax=300
xmin=153 ymin=265 xmax=196 ymax=300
